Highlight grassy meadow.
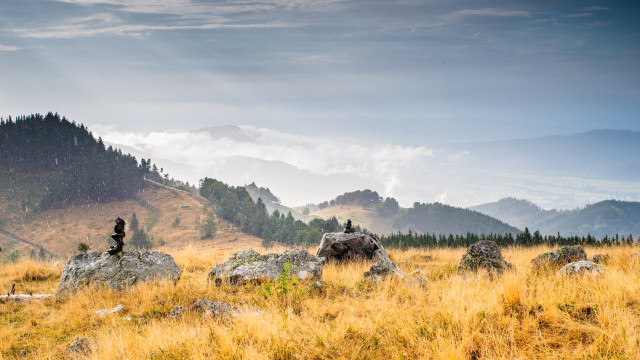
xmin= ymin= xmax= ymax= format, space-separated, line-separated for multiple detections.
xmin=1 ymin=244 xmax=639 ymax=359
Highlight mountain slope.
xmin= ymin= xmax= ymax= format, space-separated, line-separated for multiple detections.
xmin=470 ymin=198 xmax=640 ymax=238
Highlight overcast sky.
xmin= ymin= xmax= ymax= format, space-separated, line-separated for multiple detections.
xmin=1 ymin=0 xmax=638 ymax=144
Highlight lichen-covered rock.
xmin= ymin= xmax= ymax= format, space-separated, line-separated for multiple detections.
xmin=56 ymin=250 xmax=182 ymax=295
xmin=532 ymin=246 xmax=587 ymax=270
xmin=316 ymin=232 xmax=389 ymax=262
xmin=208 ymin=249 xmax=323 ymax=285
xmin=168 ymin=299 xmax=238 ymax=320
xmin=67 ymin=337 xmax=96 ymax=355
xmin=591 ymin=254 xmax=610 ymax=264
xmin=557 ymin=261 xmax=604 ymax=276
xmin=364 ymin=260 xmax=407 ymax=283
xmin=457 ymin=240 xmax=514 ymax=275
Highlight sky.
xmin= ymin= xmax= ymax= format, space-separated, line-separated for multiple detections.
xmin=1 ymin=0 xmax=639 ymax=207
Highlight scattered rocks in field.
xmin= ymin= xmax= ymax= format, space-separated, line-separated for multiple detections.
xmin=364 ymin=259 xmax=407 ymax=283
xmin=208 ymin=249 xmax=323 ymax=286
xmin=457 ymin=240 xmax=514 ymax=276
xmin=95 ymin=304 xmax=124 ymax=317
xmin=67 ymin=337 xmax=96 ymax=356
xmin=316 ymin=232 xmax=389 ymax=262
xmin=411 ymin=276 xmax=429 ymax=288
xmin=591 ymin=254 xmax=610 ymax=264
xmin=531 ymin=246 xmax=587 ymax=270
xmin=56 ymin=250 xmax=182 ymax=295
xmin=557 ymin=261 xmax=604 ymax=276
xmin=168 ymin=299 xmax=239 ymax=320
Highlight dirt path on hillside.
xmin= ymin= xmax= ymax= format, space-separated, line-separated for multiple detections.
xmin=0 ymin=229 xmax=56 ymax=258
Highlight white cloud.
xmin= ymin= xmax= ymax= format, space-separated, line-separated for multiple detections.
xmin=446 ymin=8 xmax=531 ymax=20
xmin=93 ymin=124 xmax=434 ymax=201
xmin=0 ymin=44 xmax=23 ymax=51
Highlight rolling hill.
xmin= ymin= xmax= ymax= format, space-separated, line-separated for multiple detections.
xmin=470 ymin=198 xmax=640 ymax=238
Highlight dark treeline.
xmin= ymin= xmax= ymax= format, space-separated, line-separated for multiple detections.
xmin=199 ymin=178 xmax=346 ymax=247
xmin=379 ymin=227 xmax=636 ymax=249
xmin=0 ymin=112 xmax=162 ymax=209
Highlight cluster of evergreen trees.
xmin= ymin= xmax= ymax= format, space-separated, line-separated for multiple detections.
xmin=0 ymin=113 xmax=159 ymax=209
xmin=379 ymin=227 xmax=635 ymax=249
xmin=199 ymin=178 xmax=343 ymax=247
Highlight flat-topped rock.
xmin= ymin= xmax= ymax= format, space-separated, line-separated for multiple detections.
xmin=557 ymin=261 xmax=604 ymax=276
xmin=316 ymin=232 xmax=389 ymax=262
xmin=56 ymin=250 xmax=182 ymax=295
xmin=208 ymin=248 xmax=324 ymax=286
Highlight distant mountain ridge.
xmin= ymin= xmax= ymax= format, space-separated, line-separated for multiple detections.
xmin=470 ymin=198 xmax=640 ymax=238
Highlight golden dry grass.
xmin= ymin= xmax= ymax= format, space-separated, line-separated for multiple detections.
xmin=1 ymin=245 xmax=639 ymax=359
xmin=0 ymin=182 xmax=263 ymax=259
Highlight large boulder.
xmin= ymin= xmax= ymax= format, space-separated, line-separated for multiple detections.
xmin=557 ymin=261 xmax=604 ymax=276
xmin=316 ymin=232 xmax=389 ymax=262
xmin=56 ymin=250 xmax=182 ymax=295
xmin=532 ymin=246 xmax=587 ymax=270
xmin=364 ymin=260 xmax=407 ymax=283
xmin=208 ymin=249 xmax=323 ymax=285
xmin=457 ymin=240 xmax=514 ymax=275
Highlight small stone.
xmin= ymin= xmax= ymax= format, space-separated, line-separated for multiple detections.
xmin=67 ymin=337 xmax=96 ymax=355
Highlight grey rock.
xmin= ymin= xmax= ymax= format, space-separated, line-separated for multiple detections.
xmin=411 ymin=276 xmax=428 ymax=288
xmin=316 ymin=232 xmax=389 ymax=262
xmin=364 ymin=260 xmax=407 ymax=283
xmin=591 ymin=254 xmax=610 ymax=264
xmin=168 ymin=299 xmax=238 ymax=320
xmin=532 ymin=246 xmax=587 ymax=270
xmin=95 ymin=304 xmax=124 ymax=317
xmin=557 ymin=261 xmax=604 ymax=276
xmin=457 ymin=240 xmax=514 ymax=275
xmin=67 ymin=337 xmax=96 ymax=355
xmin=56 ymin=250 xmax=182 ymax=295
xmin=208 ymin=248 xmax=323 ymax=286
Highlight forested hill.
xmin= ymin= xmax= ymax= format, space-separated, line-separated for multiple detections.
xmin=393 ymin=202 xmax=521 ymax=236
xmin=0 ymin=113 xmax=158 ymax=209
xmin=310 ymin=190 xmax=520 ymax=236
xmin=470 ymin=198 xmax=640 ymax=238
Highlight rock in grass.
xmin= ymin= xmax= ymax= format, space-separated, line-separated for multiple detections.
xmin=364 ymin=259 xmax=407 ymax=283
xmin=557 ymin=261 xmax=604 ymax=276
xmin=56 ymin=250 xmax=182 ymax=295
xmin=67 ymin=337 xmax=96 ymax=355
xmin=316 ymin=232 xmax=389 ymax=262
xmin=208 ymin=248 xmax=324 ymax=286
xmin=169 ymin=299 xmax=239 ymax=320
xmin=531 ymin=246 xmax=587 ymax=270
xmin=457 ymin=240 xmax=514 ymax=276
xmin=591 ymin=254 xmax=610 ymax=264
